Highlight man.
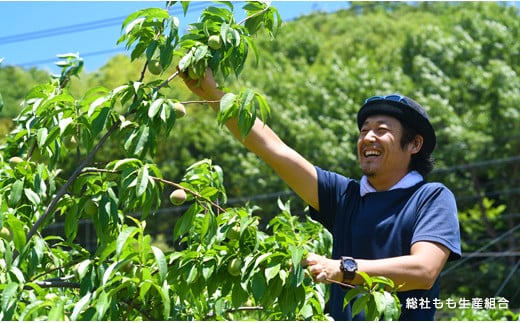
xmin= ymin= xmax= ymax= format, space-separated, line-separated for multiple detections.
xmin=183 ymin=69 xmax=461 ymax=320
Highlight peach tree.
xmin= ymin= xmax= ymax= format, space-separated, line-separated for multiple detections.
xmin=0 ymin=1 xmax=399 ymax=320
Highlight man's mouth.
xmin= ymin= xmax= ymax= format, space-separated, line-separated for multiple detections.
xmin=363 ymin=149 xmax=381 ymax=158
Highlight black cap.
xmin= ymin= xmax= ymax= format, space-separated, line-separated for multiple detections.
xmin=357 ymin=95 xmax=436 ymax=154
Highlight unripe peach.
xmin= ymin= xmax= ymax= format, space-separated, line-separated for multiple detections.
xmin=208 ymin=35 xmax=221 ymax=50
xmin=170 ymin=189 xmax=187 ymax=206
xmin=173 ymin=102 xmax=186 ymax=118
xmin=147 ymin=59 xmax=163 ymax=75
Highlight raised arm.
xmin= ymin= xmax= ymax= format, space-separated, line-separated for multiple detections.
xmin=183 ymin=69 xmax=320 ymax=211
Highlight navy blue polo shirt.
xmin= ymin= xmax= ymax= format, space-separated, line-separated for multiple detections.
xmin=309 ymin=166 xmax=461 ymax=320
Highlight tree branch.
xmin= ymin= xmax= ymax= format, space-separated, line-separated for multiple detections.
xmin=22 ymin=119 xmax=122 ymax=259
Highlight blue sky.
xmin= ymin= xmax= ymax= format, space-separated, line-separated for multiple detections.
xmin=0 ymin=1 xmax=349 ymax=74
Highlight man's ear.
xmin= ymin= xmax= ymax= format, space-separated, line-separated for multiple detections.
xmin=410 ymin=135 xmax=424 ymax=154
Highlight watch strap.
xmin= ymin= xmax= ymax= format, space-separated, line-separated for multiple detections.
xmin=340 ymin=256 xmax=357 ymax=282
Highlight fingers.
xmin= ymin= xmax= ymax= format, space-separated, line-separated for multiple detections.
xmin=307 ymin=262 xmax=330 ymax=283
xmin=303 ymin=253 xmax=332 ymax=283
xmin=302 ymin=252 xmax=319 ymax=266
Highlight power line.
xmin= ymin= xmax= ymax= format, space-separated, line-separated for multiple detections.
xmin=433 ymin=155 xmax=520 ymax=174
xmin=7 ymin=2 xmax=211 ymax=68
xmin=20 ymin=48 xmax=125 ymax=68
xmin=0 ymin=16 xmax=126 ymax=45
xmin=441 ymin=222 xmax=520 ymax=276
xmin=0 ymin=2 xmax=210 ymax=45
xmin=496 ymin=258 xmax=520 ymax=296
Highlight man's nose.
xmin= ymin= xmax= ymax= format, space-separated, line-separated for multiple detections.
xmin=362 ymin=130 xmax=377 ymax=142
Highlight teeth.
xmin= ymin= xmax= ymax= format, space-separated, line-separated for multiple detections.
xmin=364 ymin=150 xmax=380 ymax=157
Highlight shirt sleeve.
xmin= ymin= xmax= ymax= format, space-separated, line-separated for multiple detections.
xmin=412 ymin=183 xmax=462 ymax=260
xmin=309 ymin=166 xmax=353 ymax=232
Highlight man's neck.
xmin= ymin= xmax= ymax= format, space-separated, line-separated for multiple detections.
xmin=360 ymin=171 xmax=423 ymax=196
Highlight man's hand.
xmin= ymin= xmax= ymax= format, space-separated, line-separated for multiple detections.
xmin=180 ymin=68 xmax=224 ymax=102
xmin=302 ymin=252 xmax=343 ymax=284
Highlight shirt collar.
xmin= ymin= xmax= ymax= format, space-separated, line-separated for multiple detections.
xmin=360 ymin=171 xmax=424 ymax=197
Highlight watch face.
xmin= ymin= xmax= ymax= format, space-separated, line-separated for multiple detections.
xmin=342 ymin=257 xmax=357 ymax=272
xmin=345 ymin=260 xmax=357 ymax=271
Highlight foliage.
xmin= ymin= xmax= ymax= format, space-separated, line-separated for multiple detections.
xmin=0 ymin=1 xmax=342 ymax=320
xmin=448 ymin=307 xmax=519 ymax=321
xmin=343 ymin=272 xmax=401 ymax=321
xmin=435 ymin=296 xmax=519 ymax=321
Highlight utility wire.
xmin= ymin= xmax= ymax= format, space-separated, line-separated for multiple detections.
xmin=0 ymin=2 xmax=209 ymax=45
xmin=495 ymin=258 xmax=520 ymax=296
xmin=7 ymin=2 xmax=210 ymax=68
xmin=20 ymin=48 xmax=125 ymax=68
xmin=0 ymin=16 xmax=127 ymax=45
xmin=441 ymin=222 xmax=520 ymax=276
xmin=432 ymin=155 xmax=520 ymax=174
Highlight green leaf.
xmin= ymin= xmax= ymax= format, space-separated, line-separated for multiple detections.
xmin=134 ymin=125 xmax=150 ymax=157
xmin=91 ymin=106 xmax=111 ymax=137
xmin=64 ymin=211 xmax=79 ymax=241
xmin=1 ymin=283 xmax=19 ymax=320
xmin=237 ymin=105 xmax=254 ymax=138
xmin=193 ymin=45 xmax=209 ymax=61
xmin=239 ymin=88 xmax=255 ymax=110
xmin=231 ymin=281 xmax=248 ymax=309
xmin=371 ymin=275 xmax=395 ymax=289
xmin=217 ymin=92 xmax=237 ymax=125
xmin=352 ymin=293 xmax=370 ymax=317
xmin=251 ymin=271 xmax=267 ymax=301
xmin=255 ymin=92 xmax=270 ymax=122
xmin=58 ymin=117 xmax=74 ymax=135
xmin=373 ymin=291 xmax=386 ymax=317
xmin=88 ymin=96 xmax=110 ymax=117
xmin=71 ymin=292 xmax=92 ymax=320
xmin=7 ymin=218 xmax=26 ymax=254
xmin=8 ymin=179 xmax=24 ymax=206
xmin=186 ymin=264 xmax=199 ymax=284
xmin=279 ymin=286 xmax=298 ymax=316
xmin=242 ymin=2 xmax=264 ymax=11
xmin=95 ymin=291 xmax=110 ymax=319
xmin=152 ymin=246 xmax=167 ymax=282
xmin=102 ymin=261 xmax=120 ymax=286
xmin=116 ymin=226 xmax=139 ymax=257
xmin=244 ymin=12 xmax=264 ymax=34
xmin=201 ymin=258 xmax=216 ymax=281
xmin=37 ymin=128 xmax=48 ymax=148
xmin=178 ymin=49 xmax=193 ymax=72
xmin=180 ymin=1 xmax=190 ymax=15
xmin=136 ymin=165 xmax=149 ymax=197
xmin=265 ymin=263 xmax=280 ymax=283
xmin=159 ymin=281 xmax=171 ymax=318
xmin=110 ymin=158 xmax=143 ymax=171
xmin=47 ymin=298 xmax=65 ymax=320
xmin=343 ymin=287 xmax=363 ymax=309
xmin=357 ymin=271 xmax=373 ymax=288
xmin=0 ymin=92 xmax=4 ymax=112
xmin=288 ymin=244 xmax=304 ymax=287
xmin=382 ymin=291 xmax=401 ymax=320
xmin=148 ymin=98 xmax=164 ymax=119
xmin=76 ymin=259 xmax=91 ymax=280
xmin=24 ymin=188 xmax=40 ymax=205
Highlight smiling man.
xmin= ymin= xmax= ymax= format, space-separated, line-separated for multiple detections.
xmin=183 ymin=71 xmax=461 ymax=321
xmin=304 ymin=95 xmax=461 ymax=320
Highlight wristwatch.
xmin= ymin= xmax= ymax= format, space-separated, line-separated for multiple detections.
xmin=340 ymin=256 xmax=358 ymax=282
